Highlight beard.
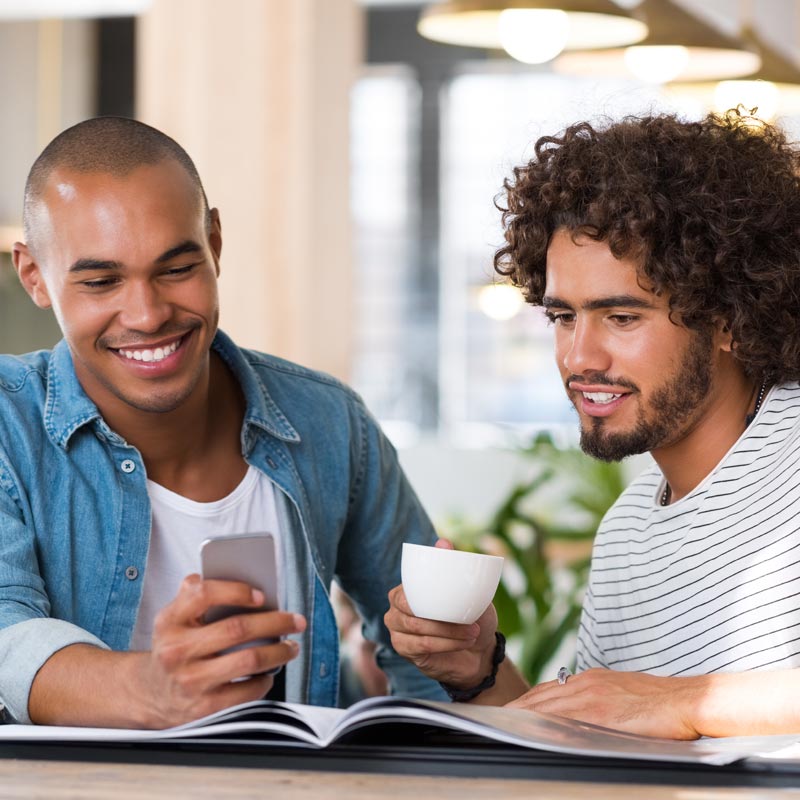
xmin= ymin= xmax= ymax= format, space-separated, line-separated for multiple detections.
xmin=576 ymin=329 xmax=714 ymax=462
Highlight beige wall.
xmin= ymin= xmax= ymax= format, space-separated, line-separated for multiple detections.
xmin=0 ymin=19 xmax=95 ymax=229
xmin=137 ymin=0 xmax=362 ymax=381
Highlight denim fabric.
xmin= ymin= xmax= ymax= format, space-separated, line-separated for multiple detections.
xmin=0 ymin=330 xmax=446 ymax=723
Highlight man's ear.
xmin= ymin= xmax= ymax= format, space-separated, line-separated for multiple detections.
xmin=209 ymin=208 xmax=222 ymax=275
xmin=715 ymin=319 xmax=734 ymax=353
xmin=12 ymin=243 xmax=53 ymax=309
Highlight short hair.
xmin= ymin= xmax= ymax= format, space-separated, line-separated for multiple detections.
xmin=494 ymin=109 xmax=800 ymax=383
xmin=23 ymin=116 xmax=210 ymax=244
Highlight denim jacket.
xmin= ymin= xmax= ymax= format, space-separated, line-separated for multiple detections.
xmin=0 ymin=330 xmax=445 ymax=723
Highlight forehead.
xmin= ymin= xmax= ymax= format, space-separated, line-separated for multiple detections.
xmin=545 ymin=229 xmax=652 ymax=300
xmin=32 ymin=160 xmax=205 ymax=263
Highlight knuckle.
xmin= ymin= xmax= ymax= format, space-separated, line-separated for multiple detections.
xmin=235 ymin=646 xmax=261 ymax=676
xmin=152 ymin=609 xmax=170 ymax=636
xmin=181 ymin=574 xmax=202 ymax=594
xmin=173 ymin=669 xmax=198 ymax=695
xmin=223 ymin=614 xmax=249 ymax=642
xmin=406 ymin=615 xmax=426 ymax=635
xmin=154 ymin=640 xmax=185 ymax=671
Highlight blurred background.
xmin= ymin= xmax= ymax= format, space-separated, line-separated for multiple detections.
xmin=1 ymin=0 xmax=798 ymax=686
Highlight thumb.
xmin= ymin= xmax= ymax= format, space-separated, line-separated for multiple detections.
xmin=435 ymin=537 xmax=455 ymax=550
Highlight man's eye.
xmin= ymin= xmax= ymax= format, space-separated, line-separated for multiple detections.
xmin=544 ymin=310 xmax=574 ymax=325
xmin=610 ymin=314 xmax=639 ymax=325
xmin=164 ymin=264 xmax=197 ymax=277
xmin=81 ymin=277 xmax=117 ymax=289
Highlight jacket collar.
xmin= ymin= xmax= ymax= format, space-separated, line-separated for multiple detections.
xmin=44 ymin=330 xmax=300 ymax=450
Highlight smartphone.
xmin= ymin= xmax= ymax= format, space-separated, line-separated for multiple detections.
xmin=200 ymin=532 xmax=281 ymax=654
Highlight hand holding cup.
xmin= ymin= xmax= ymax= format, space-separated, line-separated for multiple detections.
xmin=385 ymin=539 xmax=502 ymax=689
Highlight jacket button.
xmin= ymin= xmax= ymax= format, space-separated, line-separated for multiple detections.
xmin=319 ymin=662 xmax=327 ymax=678
xmin=125 ymin=566 xmax=139 ymax=580
xmin=120 ymin=459 xmax=136 ymax=474
xmin=266 ymin=457 xmax=277 ymax=469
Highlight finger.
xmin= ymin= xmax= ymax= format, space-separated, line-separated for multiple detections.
xmin=389 ymin=630 xmax=477 ymax=657
xmin=178 ymin=611 xmax=306 ymax=661
xmin=193 ymin=638 xmax=301 ymax=687
xmin=435 ymin=538 xmax=455 ymax=550
xmin=387 ymin=586 xmax=481 ymax=639
xmin=505 ymin=680 xmax=563 ymax=709
xmin=161 ymin=575 xmax=267 ymax=626
xmin=385 ymin=606 xmax=480 ymax=641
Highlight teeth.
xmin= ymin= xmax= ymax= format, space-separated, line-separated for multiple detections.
xmin=584 ymin=391 xmax=622 ymax=404
xmin=120 ymin=339 xmax=180 ymax=363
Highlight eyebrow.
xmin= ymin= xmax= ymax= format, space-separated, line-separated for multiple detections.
xmin=542 ymin=294 xmax=655 ymax=311
xmin=154 ymin=240 xmax=205 ymax=264
xmin=68 ymin=240 xmax=205 ymax=273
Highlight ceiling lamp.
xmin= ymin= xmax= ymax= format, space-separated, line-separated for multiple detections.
xmin=554 ymin=0 xmax=760 ymax=84
xmin=668 ymin=27 xmax=800 ymax=122
xmin=0 ymin=0 xmax=150 ymax=18
xmin=417 ymin=1 xmax=648 ymax=66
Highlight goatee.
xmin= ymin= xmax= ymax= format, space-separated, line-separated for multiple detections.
xmin=578 ymin=329 xmax=714 ymax=462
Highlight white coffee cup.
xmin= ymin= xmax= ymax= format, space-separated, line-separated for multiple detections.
xmin=401 ymin=542 xmax=504 ymax=624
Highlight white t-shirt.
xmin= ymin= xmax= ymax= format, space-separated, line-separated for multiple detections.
xmin=129 ymin=466 xmax=282 ymax=651
xmin=576 ymin=384 xmax=800 ymax=677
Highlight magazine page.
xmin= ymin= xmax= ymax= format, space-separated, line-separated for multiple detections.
xmin=0 ymin=700 xmax=345 ymax=746
xmin=330 ymin=697 xmax=800 ymax=766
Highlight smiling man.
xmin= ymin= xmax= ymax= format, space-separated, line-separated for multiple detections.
xmin=0 ymin=117 xmax=444 ymax=727
xmin=385 ymin=110 xmax=800 ymax=737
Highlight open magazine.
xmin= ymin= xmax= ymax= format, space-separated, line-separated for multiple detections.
xmin=3 ymin=695 xmax=800 ymax=767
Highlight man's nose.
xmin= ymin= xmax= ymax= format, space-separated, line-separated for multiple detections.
xmin=117 ymin=280 xmax=172 ymax=332
xmin=561 ymin=319 xmax=611 ymax=377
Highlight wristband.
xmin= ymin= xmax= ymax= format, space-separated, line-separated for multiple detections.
xmin=438 ymin=631 xmax=506 ymax=702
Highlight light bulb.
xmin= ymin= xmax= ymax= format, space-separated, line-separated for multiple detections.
xmin=0 ymin=0 xmax=150 ymax=17
xmin=624 ymin=46 xmax=691 ymax=84
xmin=477 ymin=284 xmax=525 ymax=321
xmin=714 ymin=80 xmax=780 ymax=121
xmin=498 ymin=9 xmax=570 ymax=65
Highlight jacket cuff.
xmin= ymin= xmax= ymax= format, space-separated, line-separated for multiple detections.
xmin=0 ymin=617 xmax=108 ymax=724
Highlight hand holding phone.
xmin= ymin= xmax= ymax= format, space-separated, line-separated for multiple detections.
xmin=200 ymin=533 xmax=282 ymax=660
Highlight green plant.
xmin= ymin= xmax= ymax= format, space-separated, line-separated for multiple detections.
xmin=447 ymin=432 xmax=626 ymax=684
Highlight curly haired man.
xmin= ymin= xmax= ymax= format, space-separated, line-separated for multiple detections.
xmin=386 ymin=109 xmax=800 ymax=739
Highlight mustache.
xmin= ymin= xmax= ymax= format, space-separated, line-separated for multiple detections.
xmin=98 ymin=321 xmax=201 ymax=350
xmin=565 ymin=373 xmax=640 ymax=392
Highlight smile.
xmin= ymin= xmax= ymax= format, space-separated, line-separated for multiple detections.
xmin=583 ymin=391 xmax=624 ymax=405
xmin=117 ymin=336 xmax=182 ymax=363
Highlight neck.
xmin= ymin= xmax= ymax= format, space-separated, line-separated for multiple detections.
xmin=655 ymin=369 xmax=763 ymax=505
xmin=95 ymin=354 xmax=246 ymax=498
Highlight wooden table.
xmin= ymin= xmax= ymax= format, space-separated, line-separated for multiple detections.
xmin=2 ymin=759 xmax=800 ymax=800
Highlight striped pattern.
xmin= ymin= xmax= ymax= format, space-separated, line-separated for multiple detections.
xmin=576 ymin=384 xmax=800 ymax=677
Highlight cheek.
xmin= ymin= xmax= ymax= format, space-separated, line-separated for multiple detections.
xmin=49 ymin=293 xmax=112 ymax=343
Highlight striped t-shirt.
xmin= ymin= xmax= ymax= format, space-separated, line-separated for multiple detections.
xmin=576 ymin=383 xmax=800 ymax=677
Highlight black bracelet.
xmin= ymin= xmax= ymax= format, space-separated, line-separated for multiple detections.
xmin=439 ymin=631 xmax=506 ymax=702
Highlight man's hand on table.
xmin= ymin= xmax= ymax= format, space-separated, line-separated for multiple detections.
xmin=507 ymin=667 xmax=800 ymax=739
xmin=29 ymin=574 xmax=306 ymax=729
xmin=507 ymin=668 xmax=705 ymax=739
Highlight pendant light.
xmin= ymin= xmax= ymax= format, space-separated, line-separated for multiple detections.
xmin=0 ymin=0 xmax=150 ymax=18
xmin=667 ymin=26 xmax=800 ymax=121
xmin=553 ymin=0 xmax=760 ymax=84
xmin=417 ymin=0 xmax=648 ymax=66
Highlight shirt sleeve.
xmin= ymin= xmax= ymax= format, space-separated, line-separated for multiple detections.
xmin=0 ymin=466 xmax=109 ymax=724
xmin=0 ymin=618 xmax=109 ymax=723
xmin=333 ymin=401 xmax=448 ymax=702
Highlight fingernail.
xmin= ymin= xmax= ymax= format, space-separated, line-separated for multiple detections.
xmin=289 ymin=638 xmax=299 ymax=652
xmin=252 ymin=589 xmax=265 ymax=605
xmin=292 ymin=613 xmax=307 ymax=631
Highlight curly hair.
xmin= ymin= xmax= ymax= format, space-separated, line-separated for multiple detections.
xmin=494 ymin=110 xmax=800 ymax=383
